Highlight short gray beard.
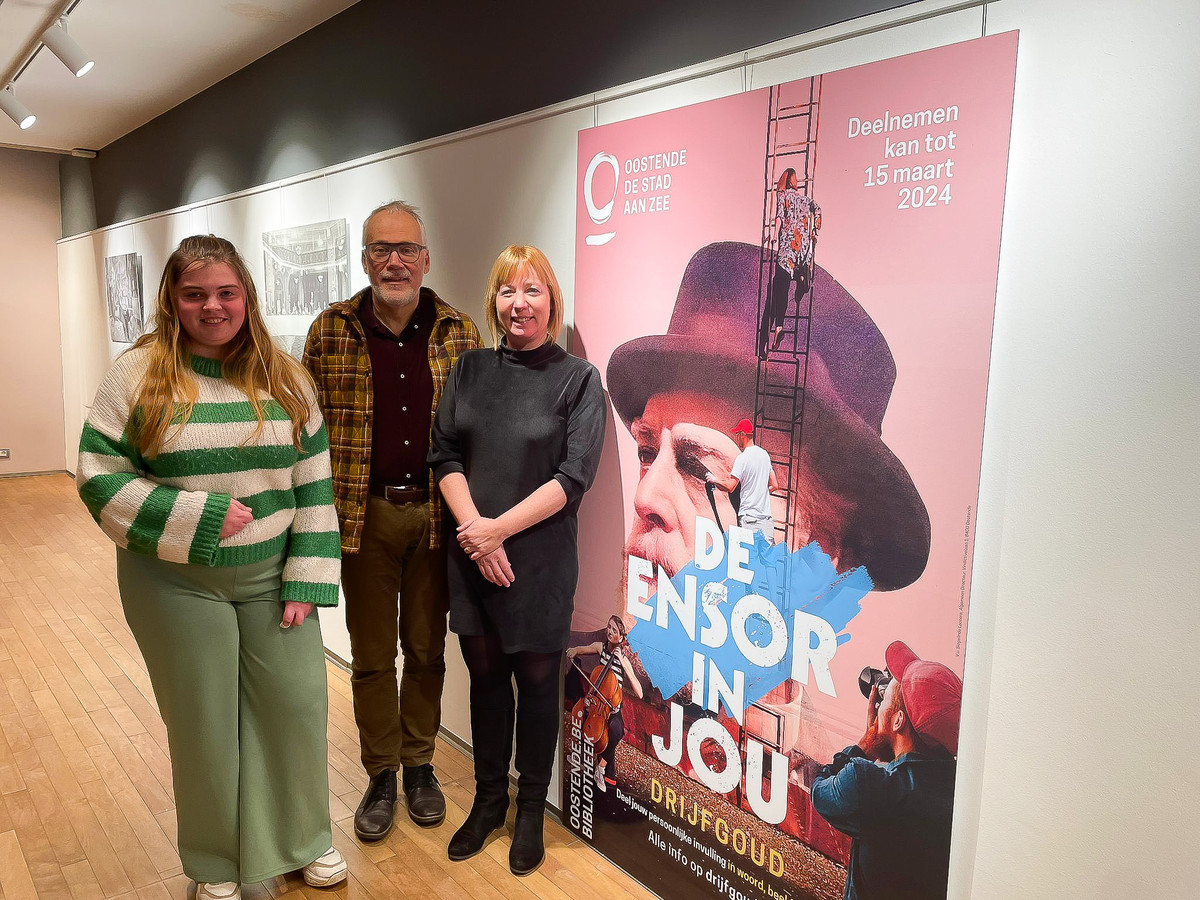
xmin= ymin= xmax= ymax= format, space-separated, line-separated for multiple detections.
xmin=372 ymin=285 xmax=418 ymax=308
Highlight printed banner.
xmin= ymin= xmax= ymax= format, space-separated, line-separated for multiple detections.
xmin=563 ymin=33 xmax=1018 ymax=900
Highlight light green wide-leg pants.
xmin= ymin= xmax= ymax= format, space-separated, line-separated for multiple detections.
xmin=117 ymin=549 xmax=332 ymax=884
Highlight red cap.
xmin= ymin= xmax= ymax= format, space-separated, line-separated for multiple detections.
xmin=731 ymin=418 xmax=754 ymax=435
xmin=885 ymin=640 xmax=962 ymax=756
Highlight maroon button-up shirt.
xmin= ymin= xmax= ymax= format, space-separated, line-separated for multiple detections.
xmin=360 ymin=294 xmax=436 ymax=490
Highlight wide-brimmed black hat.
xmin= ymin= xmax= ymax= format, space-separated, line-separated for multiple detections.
xmin=606 ymin=241 xmax=930 ymax=590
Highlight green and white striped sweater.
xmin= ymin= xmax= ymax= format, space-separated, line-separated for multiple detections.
xmin=77 ymin=348 xmax=341 ymax=606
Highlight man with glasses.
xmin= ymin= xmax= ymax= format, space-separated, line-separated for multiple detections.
xmin=303 ymin=200 xmax=481 ymax=842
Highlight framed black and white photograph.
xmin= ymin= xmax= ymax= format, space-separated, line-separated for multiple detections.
xmin=104 ymin=252 xmax=145 ymax=344
xmin=262 ymin=219 xmax=350 ymax=316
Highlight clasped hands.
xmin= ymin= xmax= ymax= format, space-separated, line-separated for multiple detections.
xmin=458 ymin=516 xmax=515 ymax=588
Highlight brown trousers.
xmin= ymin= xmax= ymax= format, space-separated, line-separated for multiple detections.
xmin=341 ymin=496 xmax=448 ymax=775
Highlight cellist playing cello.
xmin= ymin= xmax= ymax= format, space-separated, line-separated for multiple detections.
xmin=566 ymin=615 xmax=644 ymax=792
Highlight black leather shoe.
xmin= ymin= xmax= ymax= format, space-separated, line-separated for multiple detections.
xmin=402 ymin=763 xmax=446 ymax=827
xmin=509 ymin=805 xmax=545 ymax=876
xmin=447 ymin=796 xmax=508 ymax=861
xmin=354 ymin=769 xmax=397 ymax=842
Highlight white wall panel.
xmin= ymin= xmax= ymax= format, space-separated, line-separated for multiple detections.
xmin=133 ymin=207 xmax=209 ymax=277
xmin=963 ymin=1 xmax=1199 ymax=898
xmin=279 ymin=175 xmax=331 ymax=234
xmin=207 ymin=189 xmax=286 ymax=292
xmin=594 ymin=64 xmax=746 ymax=129
xmin=57 ymin=236 xmax=105 ymax=474
xmin=89 ymin=227 xmax=136 ymax=394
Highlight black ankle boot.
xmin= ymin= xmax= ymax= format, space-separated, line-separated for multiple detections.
xmin=447 ymin=795 xmax=508 ymax=861
xmin=508 ymin=803 xmax=545 ymax=876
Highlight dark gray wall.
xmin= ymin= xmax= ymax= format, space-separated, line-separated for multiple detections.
xmin=84 ymin=0 xmax=919 ymax=231
xmin=59 ymin=156 xmax=97 ymax=237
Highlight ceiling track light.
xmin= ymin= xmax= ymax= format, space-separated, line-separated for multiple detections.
xmin=0 ymin=85 xmax=36 ymax=130
xmin=42 ymin=19 xmax=94 ymax=78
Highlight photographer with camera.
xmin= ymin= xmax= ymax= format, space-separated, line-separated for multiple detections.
xmin=811 ymin=641 xmax=962 ymax=900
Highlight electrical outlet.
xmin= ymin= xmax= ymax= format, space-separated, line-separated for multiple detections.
xmin=0 ymin=449 xmax=9 ymax=459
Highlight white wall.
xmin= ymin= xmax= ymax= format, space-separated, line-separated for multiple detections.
xmin=0 ymin=148 xmax=65 ymax=474
xmin=958 ymin=2 xmax=1199 ymax=897
xmin=54 ymin=1 xmax=1200 ymax=897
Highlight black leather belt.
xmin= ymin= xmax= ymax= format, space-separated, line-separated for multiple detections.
xmin=370 ymin=484 xmax=429 ymax=504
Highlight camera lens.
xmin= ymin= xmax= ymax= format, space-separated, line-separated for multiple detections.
xmin=858 ymin=666 xmax=892 ymax=700
xmin=859 ymin=666 xmax=880 ymax=699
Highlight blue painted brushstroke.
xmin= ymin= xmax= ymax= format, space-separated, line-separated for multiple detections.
xmin=628 ymin=531 xmax=873 ymax=711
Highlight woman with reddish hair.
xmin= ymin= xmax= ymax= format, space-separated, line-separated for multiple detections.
xmin=430 ymin=245 xmax=605 ymax=876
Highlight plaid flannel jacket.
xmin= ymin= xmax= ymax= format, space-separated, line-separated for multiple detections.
xmin=302 ymin=286 xmax=482 ymax=552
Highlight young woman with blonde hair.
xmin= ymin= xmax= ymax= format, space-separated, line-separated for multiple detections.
xmin=77 ymin=235 xmax=347 ymax=900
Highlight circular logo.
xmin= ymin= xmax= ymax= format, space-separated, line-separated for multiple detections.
xmin=584 ymin=152 xmax=619 ymax=225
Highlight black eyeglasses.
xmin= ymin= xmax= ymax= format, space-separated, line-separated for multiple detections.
xmin=365 ymin=242 xmax=426 ymax=264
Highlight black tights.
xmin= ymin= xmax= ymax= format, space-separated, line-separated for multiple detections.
xmin=459 ymin=633 xmax=563 ymax=810
xmin=758 ymin=263 xmax=812 ymax=354
xmin=601 ymin=711 xmax=624 ymax=777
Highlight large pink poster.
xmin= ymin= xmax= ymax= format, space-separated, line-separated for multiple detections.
xmin=563 ymin=34 xmax=1017 ymax=900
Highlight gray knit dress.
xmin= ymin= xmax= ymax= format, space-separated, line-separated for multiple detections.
xmin=429 ymin=339 xmax=605 ymax=653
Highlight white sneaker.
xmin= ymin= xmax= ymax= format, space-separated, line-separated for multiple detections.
xmin=595 ymin=760 xmax=607 ymax=792
xmin=196 ymin=884 xmax=241 ymax=900
xmin=303 ymin=847 xmax=348 ymax=887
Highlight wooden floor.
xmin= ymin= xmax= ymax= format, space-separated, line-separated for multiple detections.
xmin=0 ymin=474 xmax=656 ymax=900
